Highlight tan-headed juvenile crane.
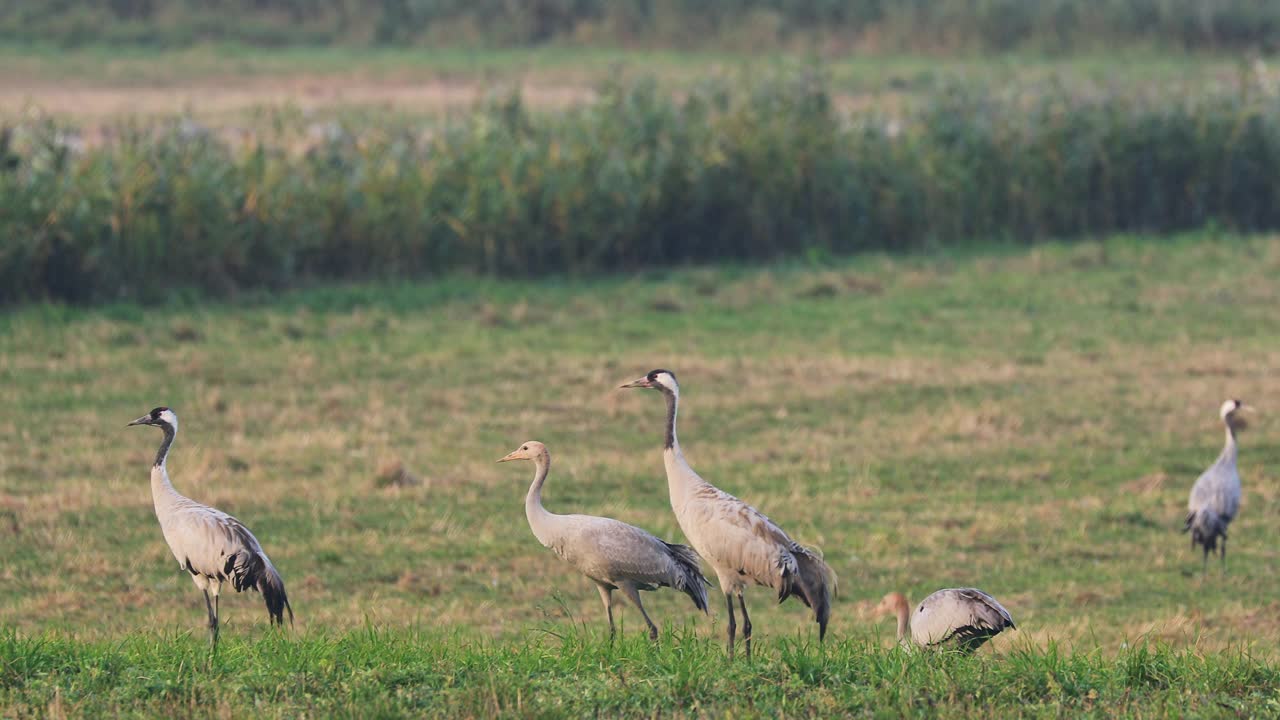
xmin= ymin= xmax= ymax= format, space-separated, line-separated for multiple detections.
xmin=128 ymin=407 xmax=292 ymax=648
xmin=498 ymin=441 xmax=709 ymax=640
xmin=1184 ymin=399 xmax=1250 ymax=574
xmin=875 ymin=588 xmax=1015 ymax=652
xmin=620 ymin=369 xmax=835 ymax=658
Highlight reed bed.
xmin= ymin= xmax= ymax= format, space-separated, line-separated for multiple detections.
xmin=5 ymin=72 xmax=1280 ymax=304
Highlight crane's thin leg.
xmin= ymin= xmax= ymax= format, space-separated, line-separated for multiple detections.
xmin=1201 ymin=544 xmax=1210 ymax=576
xmin=1220 ymin=536 xmax=1228 ymax=574
xmin=724 ymin=591 xmax=737 ymax=658
xmin=203 ymin=589 xmax=215 ymax=627
xmin=618 ymin=583 xmax=659 ymax=642
xmin=202 ymin=589 xmax=219 ymax=650
xmin=596 ymin=584 xmax=616 ymax=642
xmin=737 ymin=593 xmax=753 ymax=660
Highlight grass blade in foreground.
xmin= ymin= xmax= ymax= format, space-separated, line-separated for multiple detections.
xmin=1 ymin=630 xmax=1276 ymax=718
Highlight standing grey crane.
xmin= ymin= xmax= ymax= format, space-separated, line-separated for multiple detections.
xmin=498 ymin=441 xmax=709 ymax=640
xmin=1184 ymin=399 xmax=1250 ymax=574
xmin=620 ymin=369 xmax=835 ymax=658
xmin=128 ymin=407 xmax=292 ymax=647
xmin=875 ymin=588 xmax=1015 ymax=652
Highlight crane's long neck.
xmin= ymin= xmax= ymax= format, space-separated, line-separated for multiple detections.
xmin=660 ymin=387 xmax=712 ymax=506
xmin=154 ymin=423 xmax=175 ymax=469
xmin=1221 ymin=418 xmax=1239 ymax=465
xmin=524 ymin=453 xmax=559 ymax=547
xmin=664 ymin=388 xmax=678 ymax=451
xmin=150 ymin=424 xmax=183 ymax=509
xmin=895 ymin=604 xmax=911 ymax=646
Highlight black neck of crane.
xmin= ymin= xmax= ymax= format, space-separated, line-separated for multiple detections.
xmin=663 ymin=388 xmax=677 ymax=450
xmin=154 ymin=423 xmax=175 ymax=468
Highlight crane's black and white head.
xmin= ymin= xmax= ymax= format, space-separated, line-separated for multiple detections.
xmin=619 ymin=369 xmax=679 ymax=395
xmin=498 ymin=440 xmax=547 ymax=463
xmin=128 ymin=406 xmax=178 ymax=433
xmin=1220 ymin=398 xmax=1251 ymax=430
xmin=1220 ymin=399 xmax=1243 ymax=419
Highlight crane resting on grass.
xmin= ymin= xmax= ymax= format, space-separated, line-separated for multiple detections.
xmin=875 ymin=588 xmax=1015 ymax=652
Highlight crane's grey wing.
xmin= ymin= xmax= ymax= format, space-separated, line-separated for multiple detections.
xmin=164 ymin=503 xmax=293 ymax=624
xmin=545 ymin=514 xmax=709 ymax=612
xmin=956 ymin=588 xmax=1015 ymax=629
xmin=1219 ymin=465 xmax=1242 ymax=521
xmin=913 ymin=588 xmax=1014 ymax=650
xmin=559 ymin=516 xmax=685 ymax=586
xmin=681 ymin=486 xmax=801 ymax=588
xmin=1191 ymin=459 xmax=1241 ymax=510
xmin=1186 ymin=463 xmax=1240 ymax=534
xmin=169 ymin=505 xmax=271 ymax=591
xmin=1188 ymin=466 xmax=1220 ymax=512
xmin=682 ymin=485 xmax=832 ymax=618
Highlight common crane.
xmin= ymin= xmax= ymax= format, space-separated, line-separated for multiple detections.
xmin=128 ymin=407 xmax=292 ymax=647
xmin=1184 ymin=399 xmax=1250 ymax=573
xmin=498 ymin=441 xmax=709 ymax=640
xmin=620 ymin=369 xmax=834 ymax=658
xmin=875 ymin=588 xmax=1015 ymax=652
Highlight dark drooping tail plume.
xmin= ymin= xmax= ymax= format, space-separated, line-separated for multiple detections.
xmin=779 ymin=545 xmax=836 ymax=641
xmin=258 ymin=557 xmax=294 ymax=627
xmin=663 ymin=541 xmax=711 ymax=613
xmin=221 ymin=530 xmax=294 ymax=627
xmin=1184 ymin=509 xmax=1228 ymax=560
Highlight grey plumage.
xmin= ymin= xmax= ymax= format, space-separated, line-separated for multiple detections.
xmin=499 ymin=441 xmax=709 ymax=640
xmin=621 ymin=369 xmax=835 ymax=658
xmin=129 ymin=407 xmax=293 ymax=647
xmin=1183 ymin=399 xmax=1247 ymax=573
xmin=878 ymin=588 xmax=1015 ymax=652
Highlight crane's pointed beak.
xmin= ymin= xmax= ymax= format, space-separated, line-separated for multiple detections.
xmin=619 ymin=376 xmax=653 ymax=389
xmin=497 ymin=451 xmax=521 ymax=463
xmin=127 ymin=415 xmax=153 ymax=427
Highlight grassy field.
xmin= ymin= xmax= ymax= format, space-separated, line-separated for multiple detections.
xmin=3 ymin=234 xmax=1280 ymax=715
xmin=5 ymin=632 xmax=1277 ymax=717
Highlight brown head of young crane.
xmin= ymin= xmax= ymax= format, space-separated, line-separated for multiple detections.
xmin=498 ymin=440 xmax=709 ymax=641
xmin=620 ymin=369 xmax=835 ymax=658
xmin=128 ymin=407 xmax=292 ymax=649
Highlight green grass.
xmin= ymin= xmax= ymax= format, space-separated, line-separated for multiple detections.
xmin=3 ymin=234 xmax=1280 ymax=715
xmin=4 ymin=631 xmax=1277 ymax=717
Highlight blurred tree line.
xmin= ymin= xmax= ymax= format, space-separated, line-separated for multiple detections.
xmin=3 ymin=0 xmax=1278 ymax=52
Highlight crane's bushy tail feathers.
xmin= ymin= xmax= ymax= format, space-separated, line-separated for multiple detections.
xmin=779 ymin=545 xmax=836 ymax=641
xmin=257 ymin=559 xmax=294 ymax=628
xmin=663 ymin=541 xmax=710 ymax=613
xmin=227 ymin=549 xmax=292 ymax=626
xmin=1184 ymin=509 xmax=1226 ymax=557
